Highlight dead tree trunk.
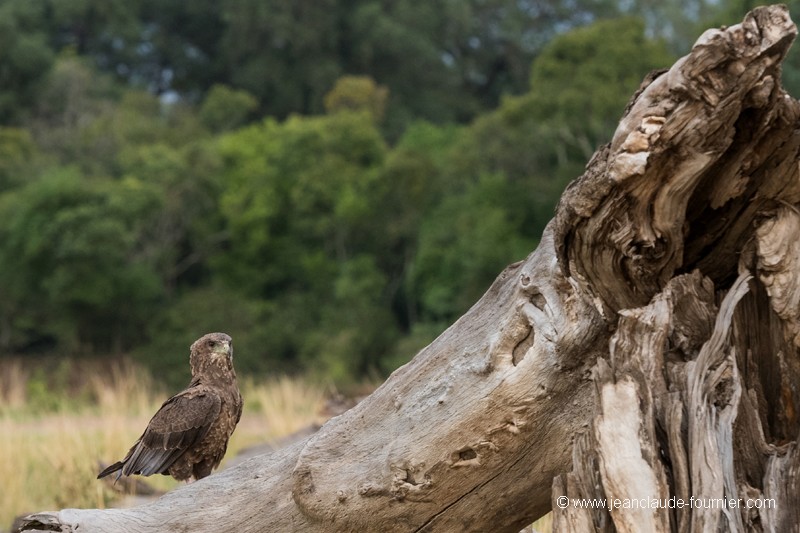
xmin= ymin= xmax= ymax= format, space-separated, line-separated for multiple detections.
xmin=550 ymin=5 xmax=800 ymax=531
xmin=20 ymin=5 xmax=800 ymax=532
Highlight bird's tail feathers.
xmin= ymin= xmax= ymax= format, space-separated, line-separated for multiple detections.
xmin=97 ymin=461 xmax=125 ymax=480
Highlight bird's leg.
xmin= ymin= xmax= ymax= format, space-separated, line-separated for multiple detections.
xmin=185 ymin=477 xmax=196 ymax=485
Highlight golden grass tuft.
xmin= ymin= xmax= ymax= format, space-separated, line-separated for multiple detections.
xmin=237 ymin=376 xmax=326 ymax=443
xmin=0 ymin=360 xmax=324 ymax=530
xmin=87 ymin=358 xmax=163 ymax=417
xmin=533 ymin=512 xmax=553 ymax=532
xmin=0 ymin=359 xmax=30 ymax=412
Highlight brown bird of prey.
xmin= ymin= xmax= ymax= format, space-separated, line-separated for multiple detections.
xmin=98 ymin=332 xmax=243 ymax=482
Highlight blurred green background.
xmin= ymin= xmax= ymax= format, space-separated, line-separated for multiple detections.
xmin=0 ymin=0 xmax=792 ymax=387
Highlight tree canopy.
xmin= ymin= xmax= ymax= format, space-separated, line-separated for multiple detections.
xmin=0 ymin=0 xmax=769 ymax=386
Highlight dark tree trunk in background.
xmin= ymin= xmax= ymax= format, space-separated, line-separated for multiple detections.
xmin=20 ymin=5 xmax=800 ymax=532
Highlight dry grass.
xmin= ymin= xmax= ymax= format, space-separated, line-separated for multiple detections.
xmin=0 ymin=359 xmax=29 ymax=411
xmin=533 ymin=513 xmax=553 ymax=532
xmin=0 ymin=360 xmax=325 ymax=531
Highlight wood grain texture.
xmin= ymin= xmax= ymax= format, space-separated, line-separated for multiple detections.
xmin=551 ymin=6 xmax=800 ymax=530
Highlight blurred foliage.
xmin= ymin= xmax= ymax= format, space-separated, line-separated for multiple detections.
xmin=324 ymin=76 xmax=389 ymax=123
xmin=0 ymin=0 xmax=767 ymax=387
xmin=200 ymin=84 xmax=259 ymax=133
xmin=0 ymin=0 xmax=54 ymax=123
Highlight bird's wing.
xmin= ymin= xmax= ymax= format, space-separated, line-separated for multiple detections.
xmin=235 ymin=389 xmax=244 ymax=425
xmin=121 ymin=388 xmax=222 ymax=476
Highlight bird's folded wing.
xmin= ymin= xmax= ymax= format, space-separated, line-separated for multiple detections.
xmin=123 ymin=390 xmax=222 ymax=476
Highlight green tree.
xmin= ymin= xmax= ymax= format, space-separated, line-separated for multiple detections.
xmin=28 ymin=55 xmax=118 ymax=168
xmin=134 ymin=284 xmax=274 ymax=387
xmin=116 ymin=140 xmax=226 ymax=292
xmin=0 ymin=2 xmax=693 ymax=387
xmin=403 ymin=17 xmax=674 ymax=325
xmin=217 ymin=111 xmax=386 ymax=290
xmin=453 ymin=16 xmax=675 ymax=223
xmin=30 ymin=56 xmax=209 ymax=177
xmin=218 ymin=0 xmax=343 ymax=118
xmin=302 ymin=255 xmax=398 ymax=382
xmin=0 ymin=127 xmax=40 ymax=192
xmin=84 ymin=0 xmax=621 ymax=132
xmin=45 ymin=0 xmax=141 ymax=58
xmin=345 ymin=0 xmax=621 ymax=130
xmin=622 ymin=0 xmax=720 ymax=55
xmin=411 ymin=172 xmax=533 ymax=321
xmin=370 ymin=121 xmax=462 ymax=328
xmin=324 ymin=76 xmax=388 ymax=123
xmin=0 ymin=0 xmax=54 ymax=122
xmin=199 ymin=84 xmax=258 ymax=133
xmin=215 ymin=110 xmax=393 ymax=379
xmin=526 ymin=17 xmax=674 ymax=151
xmin=6 ymin=0 xmax=631 ymax=133
xmin=0 ymin=168 xmax=163 ymax=353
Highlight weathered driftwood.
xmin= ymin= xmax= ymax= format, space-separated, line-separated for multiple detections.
xmin=551 ymin=5 xmax=800 ymax=531
xmin=20 ymin=5 xmax=800 ymax=532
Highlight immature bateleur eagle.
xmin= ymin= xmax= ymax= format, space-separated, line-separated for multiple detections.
xmin=98 ymin=332 xmax=243 ymax=482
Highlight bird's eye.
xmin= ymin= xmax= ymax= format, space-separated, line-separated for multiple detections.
xmin=208 ymin=340 xmax=217 ymax=347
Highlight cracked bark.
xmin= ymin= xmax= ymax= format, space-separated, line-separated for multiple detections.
xmin=552 ymin=5 xmax=800 ymax=532
xmin=19 ymin=5 xmax=800 ymax=532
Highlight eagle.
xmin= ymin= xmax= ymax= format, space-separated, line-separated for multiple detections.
xmin=98 ymin=332 xmax=243 ymax=482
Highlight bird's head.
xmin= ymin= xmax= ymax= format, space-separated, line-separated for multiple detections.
xmin=190 ymin=332 xmax=234 ymax=375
